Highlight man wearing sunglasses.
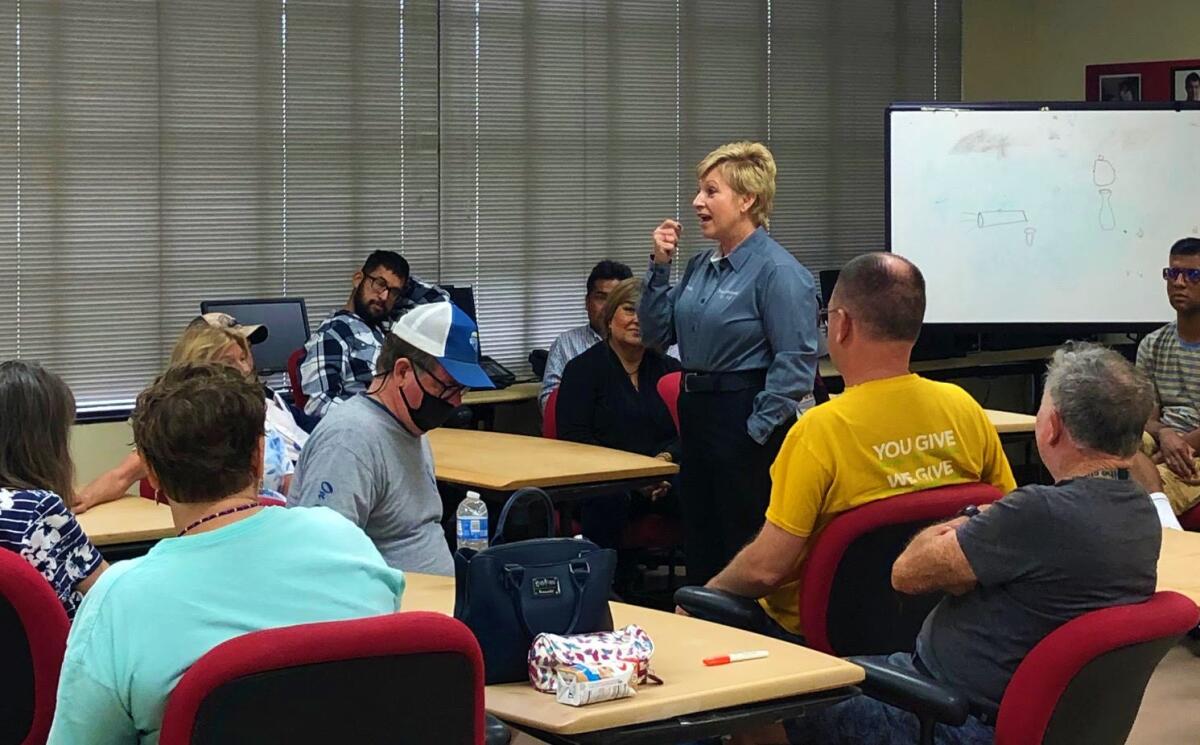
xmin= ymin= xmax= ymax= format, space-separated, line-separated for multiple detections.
xmin=300 ymin=250 xmax=447 ymax=418
xmin=290 ymin=303 xmax=494 ymax=574
xmin=1128 ymin=237 xmax=1200 ymax=516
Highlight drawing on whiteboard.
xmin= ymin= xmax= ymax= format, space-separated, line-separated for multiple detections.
xmin=1025 ymin=227 xmax=1037 ymax=247
xmin=1093 ymin=156 xmax=1117 ymax=231
xmin=1098 ymin=189 xmax=1116 ymax=231
xmin=976 ymin=209 xmax=1028 ymax=228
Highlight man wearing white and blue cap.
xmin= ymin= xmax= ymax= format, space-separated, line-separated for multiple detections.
xmin=289 ymin=303 xmax=493 ymax=575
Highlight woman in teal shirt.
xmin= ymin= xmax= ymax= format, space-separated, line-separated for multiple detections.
xmin=48 ymin=363 xmax=404 ymax=745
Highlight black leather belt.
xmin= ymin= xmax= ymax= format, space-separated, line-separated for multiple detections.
xmin=682 ymin=369 xmax=766 ymax=394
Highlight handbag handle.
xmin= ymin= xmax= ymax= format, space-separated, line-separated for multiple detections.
xmin=493 ymin=487 xmax=556 ymax=545
xmin=502 ymin=559 xmax=593 ymax=640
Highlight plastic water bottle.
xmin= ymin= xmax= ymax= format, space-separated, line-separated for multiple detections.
xmin=456 ymin=490 xmax=489 ymax=552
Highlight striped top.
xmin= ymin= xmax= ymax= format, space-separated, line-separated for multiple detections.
xmin=1137 ymin=322 xmax=1200 ymax=432
xmin=0 ymin=488 xmax=104 ymax=618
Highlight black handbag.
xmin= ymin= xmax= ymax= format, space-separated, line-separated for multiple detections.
xmin=453 ymin=488 xmax=617 ymax=684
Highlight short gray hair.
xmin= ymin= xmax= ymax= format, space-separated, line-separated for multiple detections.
xmin=1043 ymin=342 xmax=1154 ymax=457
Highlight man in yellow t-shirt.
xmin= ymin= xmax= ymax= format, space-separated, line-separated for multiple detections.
xmin=703 ymin=252 xmax=1016 ymax=638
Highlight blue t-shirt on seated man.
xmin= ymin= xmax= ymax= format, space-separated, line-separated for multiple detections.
xmin=48 ymin=364 xmax=405 ymax=745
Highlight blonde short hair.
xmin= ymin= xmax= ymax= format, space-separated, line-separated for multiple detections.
xmin=600 ymin=278 xmax=642 ymax=340
xmin=695 ymin=141 xmax=777 ymax=229
xmin=169 ymin=322 xmax=250 ymax=368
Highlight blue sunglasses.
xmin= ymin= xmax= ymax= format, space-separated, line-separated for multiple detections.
xmin=1163 ymin=267 xmax=1200 ymax=283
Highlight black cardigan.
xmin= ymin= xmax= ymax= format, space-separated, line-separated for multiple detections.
xmin=556 ymin=341 xmax=682 ymax=462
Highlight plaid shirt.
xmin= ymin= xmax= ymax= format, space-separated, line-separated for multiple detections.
xmin=300 ymin=275 xmax=448 ymax=418
xmin=300 ymin=310 xmax=385 ymax=418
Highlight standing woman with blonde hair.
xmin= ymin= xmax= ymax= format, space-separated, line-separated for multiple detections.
xmin=0 ymin=361 xmax=107 ymax=616
xmin=639 ymin=141 xmax=820 ymax=585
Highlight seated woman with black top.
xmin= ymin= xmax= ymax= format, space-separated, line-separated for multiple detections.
xmin=556 ymin=277 xmax=681 ymax=549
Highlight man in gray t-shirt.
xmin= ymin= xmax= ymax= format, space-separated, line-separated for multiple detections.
xmin=290 ymin=302 xmax=494 ymax=576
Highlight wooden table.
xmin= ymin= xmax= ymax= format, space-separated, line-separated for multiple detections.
xmin=1158 ymin=528 xmax=1200 ymax=606
xmin=983 ymin=408 xmax=1036 ymax=434
xmin=402 ymin=573 xmax=862 ymax=744
xmin=463 ymin=381 xmax=540 ymax=407
xmin=428 ymin=429 xmax=678 ymax=502
xmin=77 ymin=496 xmax=175 ymax=546
xmin=818 ymin=346 xmax=1063 ymax=381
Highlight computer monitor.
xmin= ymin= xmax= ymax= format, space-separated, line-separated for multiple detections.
xmin=442 ymin=284 xmax=478 ymax=324
xmin=199 ymin=298 xmax=310 ymax=375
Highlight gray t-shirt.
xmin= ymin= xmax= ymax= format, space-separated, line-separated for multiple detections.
xmin=916 ymin=478 xmax=1160 ymax=713
xmin=289 ymin=394 xmax=454 ymax=576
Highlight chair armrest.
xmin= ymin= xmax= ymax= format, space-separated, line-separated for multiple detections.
xmin=848 ymin=656 xmax=969 ymax=727
xmin=674 ymin=586 xmax=761 ymax=631
xmin=484 ymin=714 xmax=512 ymax=745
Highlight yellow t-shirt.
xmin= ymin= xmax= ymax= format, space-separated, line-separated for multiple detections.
xmin=760 ymin=373 xmax=1017 ymax=635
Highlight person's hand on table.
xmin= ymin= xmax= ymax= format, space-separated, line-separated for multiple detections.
xmin=652 ymin=219 xmax=681 ymax=265
xmin=1158 ymin=428 xmax=1198 ymax=481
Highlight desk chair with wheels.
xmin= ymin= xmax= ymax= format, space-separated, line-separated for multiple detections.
xmin=676 ymin=482 xmax=1004 ymax=655
xmin=852 ymin=591 xmax=1200 ymax=745
xmin=0 ymin=549 xmax=70 ymax=745
xmin=159 ymin=611 xmax=509 ymax=745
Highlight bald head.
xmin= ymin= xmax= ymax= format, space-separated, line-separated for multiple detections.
xmin=830 ymin=252 xmax=926 ymax=342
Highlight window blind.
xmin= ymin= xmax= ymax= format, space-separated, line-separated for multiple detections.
xmin=439 ymin=0 xmax=962 ymax=375
xmin=0 ymin=0 xmax=959 ymax=407
xmin=0 ymin=0 xmax=439 ymax=410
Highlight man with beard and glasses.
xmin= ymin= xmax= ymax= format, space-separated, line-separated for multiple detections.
xmin=300 ymin=250 xmax=447 ymax=418
xmin=289 ymin=303 xmax=494 ymax=574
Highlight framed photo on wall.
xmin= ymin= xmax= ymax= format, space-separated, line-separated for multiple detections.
xmin=1098 ymin=73 xmax=1141 ymax=102
xmin=1174 ymin=66 xmax=1200 ymax=102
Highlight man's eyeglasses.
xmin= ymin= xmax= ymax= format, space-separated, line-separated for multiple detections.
xmin=414 ymin=363 xmax=466 ymax=401
xmin=1163 ymin=267 xmax=1200 ymax=284
xmin=364 ymin=273 xmax=406 ymax=302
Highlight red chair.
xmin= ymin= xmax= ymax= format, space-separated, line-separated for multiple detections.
xmin=1179 ymin=503 xmax=1200 ymax=531
xmin=0 ymin=549 xmax=70 ymax=745
xmin=656 ymin=371 xmax=681 ymax=433
xmin=677 ymin=482 xmax=1004 ymax=656
xmin=159 ymin=611 xmax=498 ymax=745
xmin=287 ymin=347 xmax=308 ymax=411
xmin=854 ymin=591 xmax=1200 ymax=745
xmin=542 ymin=387 xmax=559 ymax=439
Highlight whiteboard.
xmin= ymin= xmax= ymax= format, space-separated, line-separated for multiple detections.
xmin=888 ymin=106 xmax=1200 ymax=325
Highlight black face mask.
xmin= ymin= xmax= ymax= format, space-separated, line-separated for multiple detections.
xmin=399 ymin=374 xmax=457 ymax=433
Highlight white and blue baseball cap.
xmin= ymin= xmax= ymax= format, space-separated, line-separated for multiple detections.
xmin=389 ymin=302 xmax=495 ymax=389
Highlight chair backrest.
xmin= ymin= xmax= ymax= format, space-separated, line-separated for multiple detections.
xmin=0 ymin=549 xmax=70 ymax=745
xmin=798 ymin=482 xmax=1004 ymax=656
xmin=528 ymin=348 xmax=549 ymax=380
xmin=656 ymin=371 xmax=682 ymax=433
xmin=286 ymin=347 xmax=307 ymax=410
xmin=542 ymin=387 xmax=559 ymax=439
xmin=159 ymin=611 xmax=485 ymax=745
xmin=1178 ymin=504 xmax=1200 ymax=531
xmin=995 ymin=591 xmax=1199 ymax=745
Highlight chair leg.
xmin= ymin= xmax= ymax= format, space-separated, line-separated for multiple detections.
xmin=919 ymin=716 xmax=936 ymax=745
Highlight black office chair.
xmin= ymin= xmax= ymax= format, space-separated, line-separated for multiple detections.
xmin=529 ymin=349 xmax=549 ymax=380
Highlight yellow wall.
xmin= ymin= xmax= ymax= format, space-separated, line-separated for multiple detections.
xmin=70 ymin=420 xmax=136 ymax=493
xmin=963 ymin=0 xmax=1200 ymax=100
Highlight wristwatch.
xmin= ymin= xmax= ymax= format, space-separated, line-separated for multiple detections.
xmin=957 ymin=504 xmax=980 ymax=519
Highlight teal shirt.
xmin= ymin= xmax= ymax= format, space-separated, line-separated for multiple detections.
xmin=48 ymin=506 xmax=406 ymax=745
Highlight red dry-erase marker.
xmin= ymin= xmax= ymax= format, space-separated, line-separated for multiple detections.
xmin=703 ymin=650 xmax=769 ymax=666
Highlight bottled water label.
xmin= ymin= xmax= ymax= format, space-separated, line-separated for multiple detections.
xmin=458 ymin=517 xmax=487 ymax=542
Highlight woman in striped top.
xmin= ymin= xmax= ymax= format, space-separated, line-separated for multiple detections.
xmin=0 ymin=361 xmax=107 ymax=617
